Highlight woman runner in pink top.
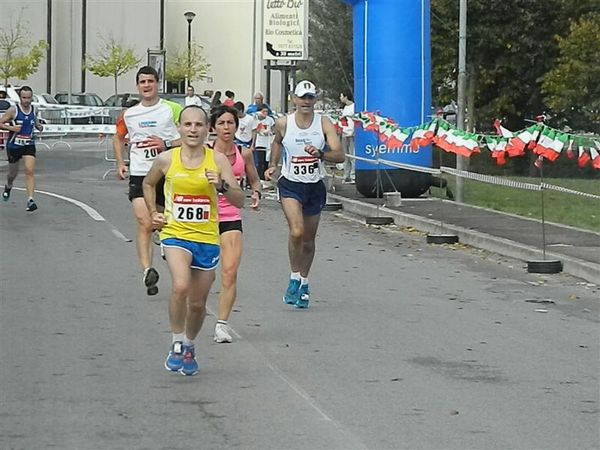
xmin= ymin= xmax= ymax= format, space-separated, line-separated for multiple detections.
xmin=209 ymin=105 xmax=261 ymax=343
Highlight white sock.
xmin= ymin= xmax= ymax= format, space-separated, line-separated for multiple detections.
xmin=291 ymin=272 xmax=301 ymax=281
xmin=183 ymin=336 xmax=194 ymax=347
xmin=217 ymin=320 xmax=227 ymax=326
xmin=301 ymin=277 xmax=309 ymax=286
xmin=172 ymin=332 xmax=185 ymax=344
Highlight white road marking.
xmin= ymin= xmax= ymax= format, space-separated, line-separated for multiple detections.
xmin=205 ymin=304 xmax=369 ymax=450
xmin=12 ymin=186 xmax=132 ymax=242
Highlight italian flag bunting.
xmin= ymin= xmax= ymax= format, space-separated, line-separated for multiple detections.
xmin=485 ymin=136 xmax=507 ymax=165
xmin=566 ymin=138 xmax=575 ymax=159
xmin=592 ymin=141 xmax=600 ymax=170
xmin=432 ymin=120 xmax=451 ymax=147
xmin=377 ymin=118 xmax=394 ymax=143
xmin=353 ymin=112 xmax=372 ymax=129
xmin=364 ymin=113 xmax=379 ymax=132
xmin=506 ymin=125 xmax=539 ymax=157
xmin=410 ymin=121 xmax=436 ymax=151
xmin=387 ymin=127 xmax=410 ymax=149
xmin=344 ymin=110 xmax=597 ymax=169
xmin=493 ymin=119 xmax=514 ymax=138
xmin=577 ymin=139 xmax=591 ymax=168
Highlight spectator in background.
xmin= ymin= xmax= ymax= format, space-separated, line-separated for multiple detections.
xmin=210 ymin=91 xmax=222 ymax=113
xmin=233 ymin=101 xmax=257 ymax=150
xmin=185 ymin=85 xmax=203 ymax=107
xmin=246 ymin=91 xmax=272 ymax=115
xmin=340 ymin=92 xmax=355 ymax=183
xmin=223 ymin=90 xmax=235 ymax=107
xmin=254 ymin=104 xmax=275 ymax=182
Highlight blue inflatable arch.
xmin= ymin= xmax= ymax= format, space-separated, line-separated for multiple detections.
xmin=341 ymin=0 xmax=433 ymax=197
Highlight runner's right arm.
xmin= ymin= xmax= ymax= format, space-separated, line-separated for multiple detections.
xmin=143 ymin=151 xmax=172 ymax=230
xmin=113 ymin=114 xmax=129 ymax=180
xmin=0 ymin=107 xmax=19 ymax=132
xmin=264 ymin=116 xmax=286 ymax=181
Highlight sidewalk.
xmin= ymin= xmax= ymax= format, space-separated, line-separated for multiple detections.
xmin=327 ymin=180 xmax=600 ymax=284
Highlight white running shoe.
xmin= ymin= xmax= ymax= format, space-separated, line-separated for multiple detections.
xmin=214 ymin=323 xmax=233 ymax=343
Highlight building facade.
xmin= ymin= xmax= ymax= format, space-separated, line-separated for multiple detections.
xmin=0 ymin=0 xmax=287 ymax=109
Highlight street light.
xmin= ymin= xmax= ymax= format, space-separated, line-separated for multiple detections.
xmin=184 ymin=11 xmax=196 ymax=90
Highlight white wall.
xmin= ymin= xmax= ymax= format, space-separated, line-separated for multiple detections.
xmin=0 ymin=0 xmax=286 ymax=108
xmin=0 ymin=1 xmax=48 ymax=92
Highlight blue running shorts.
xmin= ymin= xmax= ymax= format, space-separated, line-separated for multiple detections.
xmin=277 ymin=176 xmax=326 ymax=216
xmin=161 ymin=238 xmax=220 ymax=270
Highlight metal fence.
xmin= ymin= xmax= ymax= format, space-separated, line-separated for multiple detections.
xmin=36 ymin=105 xmax=123 ymax=125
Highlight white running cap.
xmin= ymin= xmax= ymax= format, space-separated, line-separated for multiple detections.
xmin=294 ymin=80 xmax=317 ymax=97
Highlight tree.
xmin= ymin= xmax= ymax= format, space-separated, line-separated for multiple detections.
xmin=165 ymin=43 xmax=210 ymax=91
xmin=297 ymin=0 xmax=353 ymax=106
xmin=542 ymin=13 xmax=600 ymax=131
xmin=85 ymin=35 xmax=141 ymax=99
xmin=431 ymin=0 xmax=599 ymax=131
xmin=0 ymin=15 xmax=48 ymax=86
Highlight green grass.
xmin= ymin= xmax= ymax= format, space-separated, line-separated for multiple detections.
xmin=431 ymin=177 xmax=600 ymax=233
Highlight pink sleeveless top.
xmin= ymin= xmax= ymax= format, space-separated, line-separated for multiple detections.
xmin=216 ymin=143 xmax=245 ymax=222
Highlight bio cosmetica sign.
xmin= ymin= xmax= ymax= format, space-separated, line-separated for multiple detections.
xmin=262 ymin=0 xmax=309 ymax=60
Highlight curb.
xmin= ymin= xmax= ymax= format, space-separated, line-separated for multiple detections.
xmin=328 ymin=193 xmax=600 ymax=285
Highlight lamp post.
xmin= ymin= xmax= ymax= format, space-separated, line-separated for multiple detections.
xmin=184 ymin=11 xmax=196 ymax=90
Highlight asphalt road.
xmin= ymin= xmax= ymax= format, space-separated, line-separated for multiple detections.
xmin=1 ymin=141 xmax=598 ymax=450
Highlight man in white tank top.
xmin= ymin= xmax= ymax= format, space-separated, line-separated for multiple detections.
xmin=265 ymin=80 xmax=344 ymax=309
xmin=113 ymin=66 xmax=182 ymax=296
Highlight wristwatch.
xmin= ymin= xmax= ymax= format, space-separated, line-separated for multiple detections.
xmin=316 ymin=149 xmax=325 ymax=160
xmin=164 ymin=139 xmax=173 ymax=149
xmin=216 ymin=180 xmax=230 ymax=194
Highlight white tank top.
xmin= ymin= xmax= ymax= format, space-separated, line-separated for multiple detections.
xmin=280 ymin=112 xmax=326 ymax=183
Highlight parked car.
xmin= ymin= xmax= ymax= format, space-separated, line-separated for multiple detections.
xmin=55 ymin=92 xmax=105 ymax=107
xmin=54 ymin=92 xmax=107 ymax=124
xmin=160 ymin=92 xmax=212 ymax=111
xmin=33 ymin=93 xmax=60 ymax=106
xmin=0 ymin=85 xmax=20 ymax=103
xmin=104 ymin=93 xmax=141 ymax=107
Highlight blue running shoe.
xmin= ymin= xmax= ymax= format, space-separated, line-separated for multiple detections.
xmin=179 ymin=344 xmax=198 ymax=376
xmin=164 ymin=341 xmax=184 ymax=372
xmin=295 ymin=284 xmax=310 ymax=309
xmin=283 ymin=279 xmax=301 ymax=305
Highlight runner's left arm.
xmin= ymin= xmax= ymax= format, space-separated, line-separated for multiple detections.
xmin=242 ymin=148 xmax=262 ymax=209
xmin=211 ymin=151 xmax=245 ymax=209
xmin=35 ymin=112 xmax=44 ymax=132
xmin=321 ymin=116 xmax=345 ymax=163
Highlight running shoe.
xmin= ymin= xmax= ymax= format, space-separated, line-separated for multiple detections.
xmin=283 ymin=279 xmax=301 ymax=305
xmin=294 ymin=284 xmax=310 ymax=309
xmin=143 ymin=267 xmax=159 ymax=296
xmin=214 ymin=323 xmax=233 ymax=343
xmin=164 ymin=341 xmax=184 ymax=372
xmin=179 ymin=344 xmax=198 ymax=376
xmin=2 ymin=185 xmax=11 ymax=201
xmin=26 ymin=199 xmax=38 ymax=212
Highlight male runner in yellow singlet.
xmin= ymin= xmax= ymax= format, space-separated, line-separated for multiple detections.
xmin=143 ymin=105 xmax=244 ymax=376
